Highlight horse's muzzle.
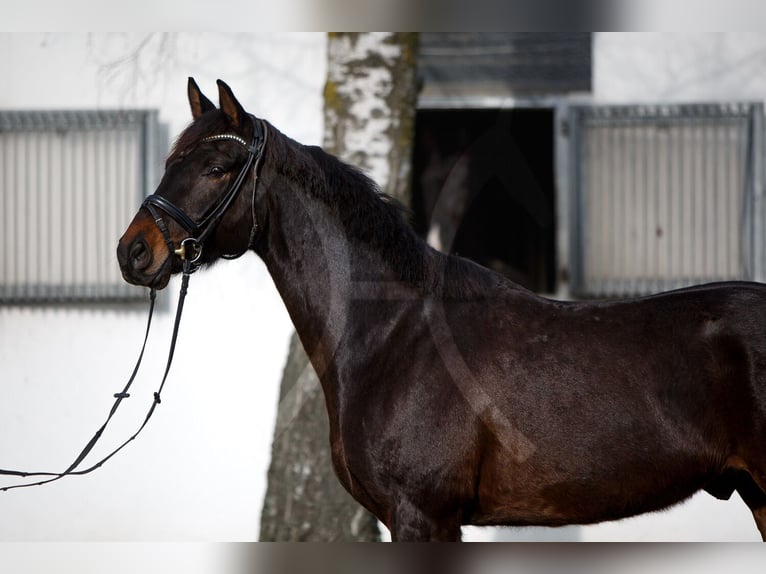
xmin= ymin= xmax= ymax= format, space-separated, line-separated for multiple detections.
xmin=117 ymin=225 xmax=173 ymax=290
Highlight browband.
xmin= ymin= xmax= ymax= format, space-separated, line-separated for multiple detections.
xmin=201 ymin=133 xmax=259 ymax=155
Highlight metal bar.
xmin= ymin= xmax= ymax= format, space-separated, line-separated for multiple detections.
xmin=45 ymin=129 xmax=53 ymax=299
xmin=82 ymin=127 xmax=89 ymax=296
xmin=634 ymin=115 xmax=641 ymax=295
xmin=94 ymin=127 xmax=103 ymax=293
xmin=597 ymin=122 xmax=606 ymax=292
xmin=725 ymin=121 xmax=733 ymax=277
xmin=585 ymin=115 xmax=595 ymax=294
xmin=33 ymin=129 xmax=42 ymax=297
xmin=621 ymin=120 xmax=631 ymax=296
xmin=116 ymin=124 xmax=127 ymax=298
xmin=573 ymin=107 xmax=586 ymax=295
xmin=711 ymin=117 xmax=719 ymax=280
xmin=702 ymin=117 xmax=710 ymax=280
xmin=653 ymin=120 xmax=661 ymax=293
xmin=60 ymin=127 xmax=69 ymax=297
xmin=16 ymin=131 xmax=23 ymax=293
xmin=740 ymin=112 xmax=752 ymax=279
xmin=678 ymin=119 xmax=686 ymax=284
xmin=2 ymin=135 xmax=8 ymax=290
xmin=72 ymin=129 xmax=80 ymax=300
xmin=753 ymin=105 xmax=764 ymax=283
xmin=666 ymin=113 xmax=674 ymax=288
xmin=689 ymin=115 xmax=701 ymax=286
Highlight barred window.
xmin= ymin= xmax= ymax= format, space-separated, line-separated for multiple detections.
xmin=0 ymin=110 xmax=166 ymax=303
xmin=569 ymin=103 xmax=763 ymax=297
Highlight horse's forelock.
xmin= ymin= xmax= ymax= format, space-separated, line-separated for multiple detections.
xmin=165 ymin=112 xmax=234 ymax=165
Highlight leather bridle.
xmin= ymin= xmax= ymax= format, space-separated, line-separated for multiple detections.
xmin=142 ymin=115 xmax=268 ymax=269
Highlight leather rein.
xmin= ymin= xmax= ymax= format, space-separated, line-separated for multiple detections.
xmin=0 ymin=117 xmax=267 ymax=491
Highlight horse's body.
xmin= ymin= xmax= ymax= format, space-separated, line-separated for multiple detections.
xmin=118 ymin=79 xmax=766 ymax=540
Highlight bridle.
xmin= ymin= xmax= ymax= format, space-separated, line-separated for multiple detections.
xmin=0 ymin=116 xmax=268 ymax=491
xmin=142 ymin=115 xmax=268 ymax=270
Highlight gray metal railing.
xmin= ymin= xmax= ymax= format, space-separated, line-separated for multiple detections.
xmin=0 ymin=110 xmax=165 ymax=303
xmin=568 ymin=103 xmax=764 ymax=298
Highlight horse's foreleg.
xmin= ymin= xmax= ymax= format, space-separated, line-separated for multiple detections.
xmin=389 ymin=499 xmax=462 ymax=541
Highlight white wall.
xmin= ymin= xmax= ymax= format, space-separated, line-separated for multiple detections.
xmin=595 ymin=32 xmax=766 ymax=104
xmin=0 ymin=32 xmax=324 ymax=541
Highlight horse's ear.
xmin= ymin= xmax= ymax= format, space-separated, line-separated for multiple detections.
xmin=217 ymin=79 xmax=246 ymax=128
xmin=188 ymin=77 xmax=216 ymax=120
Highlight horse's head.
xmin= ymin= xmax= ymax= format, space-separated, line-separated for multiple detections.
xmin=117 ymin=78 xmax=265 ymax=289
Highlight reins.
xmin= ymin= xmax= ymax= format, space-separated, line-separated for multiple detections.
xmin=0 ymin=118 xmax=267 ymax=492
xmin=0 ymin=279 xmax=182 ymax=491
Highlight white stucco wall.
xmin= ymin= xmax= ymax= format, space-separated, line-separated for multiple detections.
xmin=595 ymin=32 xmax=766 ymax=104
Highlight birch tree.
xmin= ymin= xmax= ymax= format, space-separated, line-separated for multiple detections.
xmin=259 ymin=32 xmax=419 ymax=541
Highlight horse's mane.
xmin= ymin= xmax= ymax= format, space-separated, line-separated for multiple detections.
xmin=307 ymin=147 xmax=431 ymax=283
xmin=265 ymin=124 xmax=522 ymax=299
xmin=258 ymin=124 xmax=425 ymax=283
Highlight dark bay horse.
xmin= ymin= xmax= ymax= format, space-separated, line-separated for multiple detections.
xmin=118 ymin=79 xmax=766 ymax=541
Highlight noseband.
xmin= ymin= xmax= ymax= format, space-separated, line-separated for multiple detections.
xmin=142 ymin=116 xmax=267 ymax=269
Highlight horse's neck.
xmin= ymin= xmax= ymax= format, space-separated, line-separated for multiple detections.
xmin=256 ymin=137 xmax=414 ymax=379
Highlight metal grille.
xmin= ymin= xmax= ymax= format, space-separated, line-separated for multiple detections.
xmin=0 ymin=110 xmax=165 ymax=303
xmin=569 ymin=103 xmax=764 ymax=297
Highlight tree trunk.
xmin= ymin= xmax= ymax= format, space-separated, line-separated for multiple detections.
xmin=259 ymin=32 xmax=419 ymax=541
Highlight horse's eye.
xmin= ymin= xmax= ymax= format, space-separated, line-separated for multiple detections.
xmin=206 ymin=166 xmax=226 ymax=177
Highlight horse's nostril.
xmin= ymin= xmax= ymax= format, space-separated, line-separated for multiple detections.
xmin=129 ymin=238 xmax=151 ymax=270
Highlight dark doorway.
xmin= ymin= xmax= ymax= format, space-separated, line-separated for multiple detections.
xmin=412 ymin=108 xmax=556 ymax=293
